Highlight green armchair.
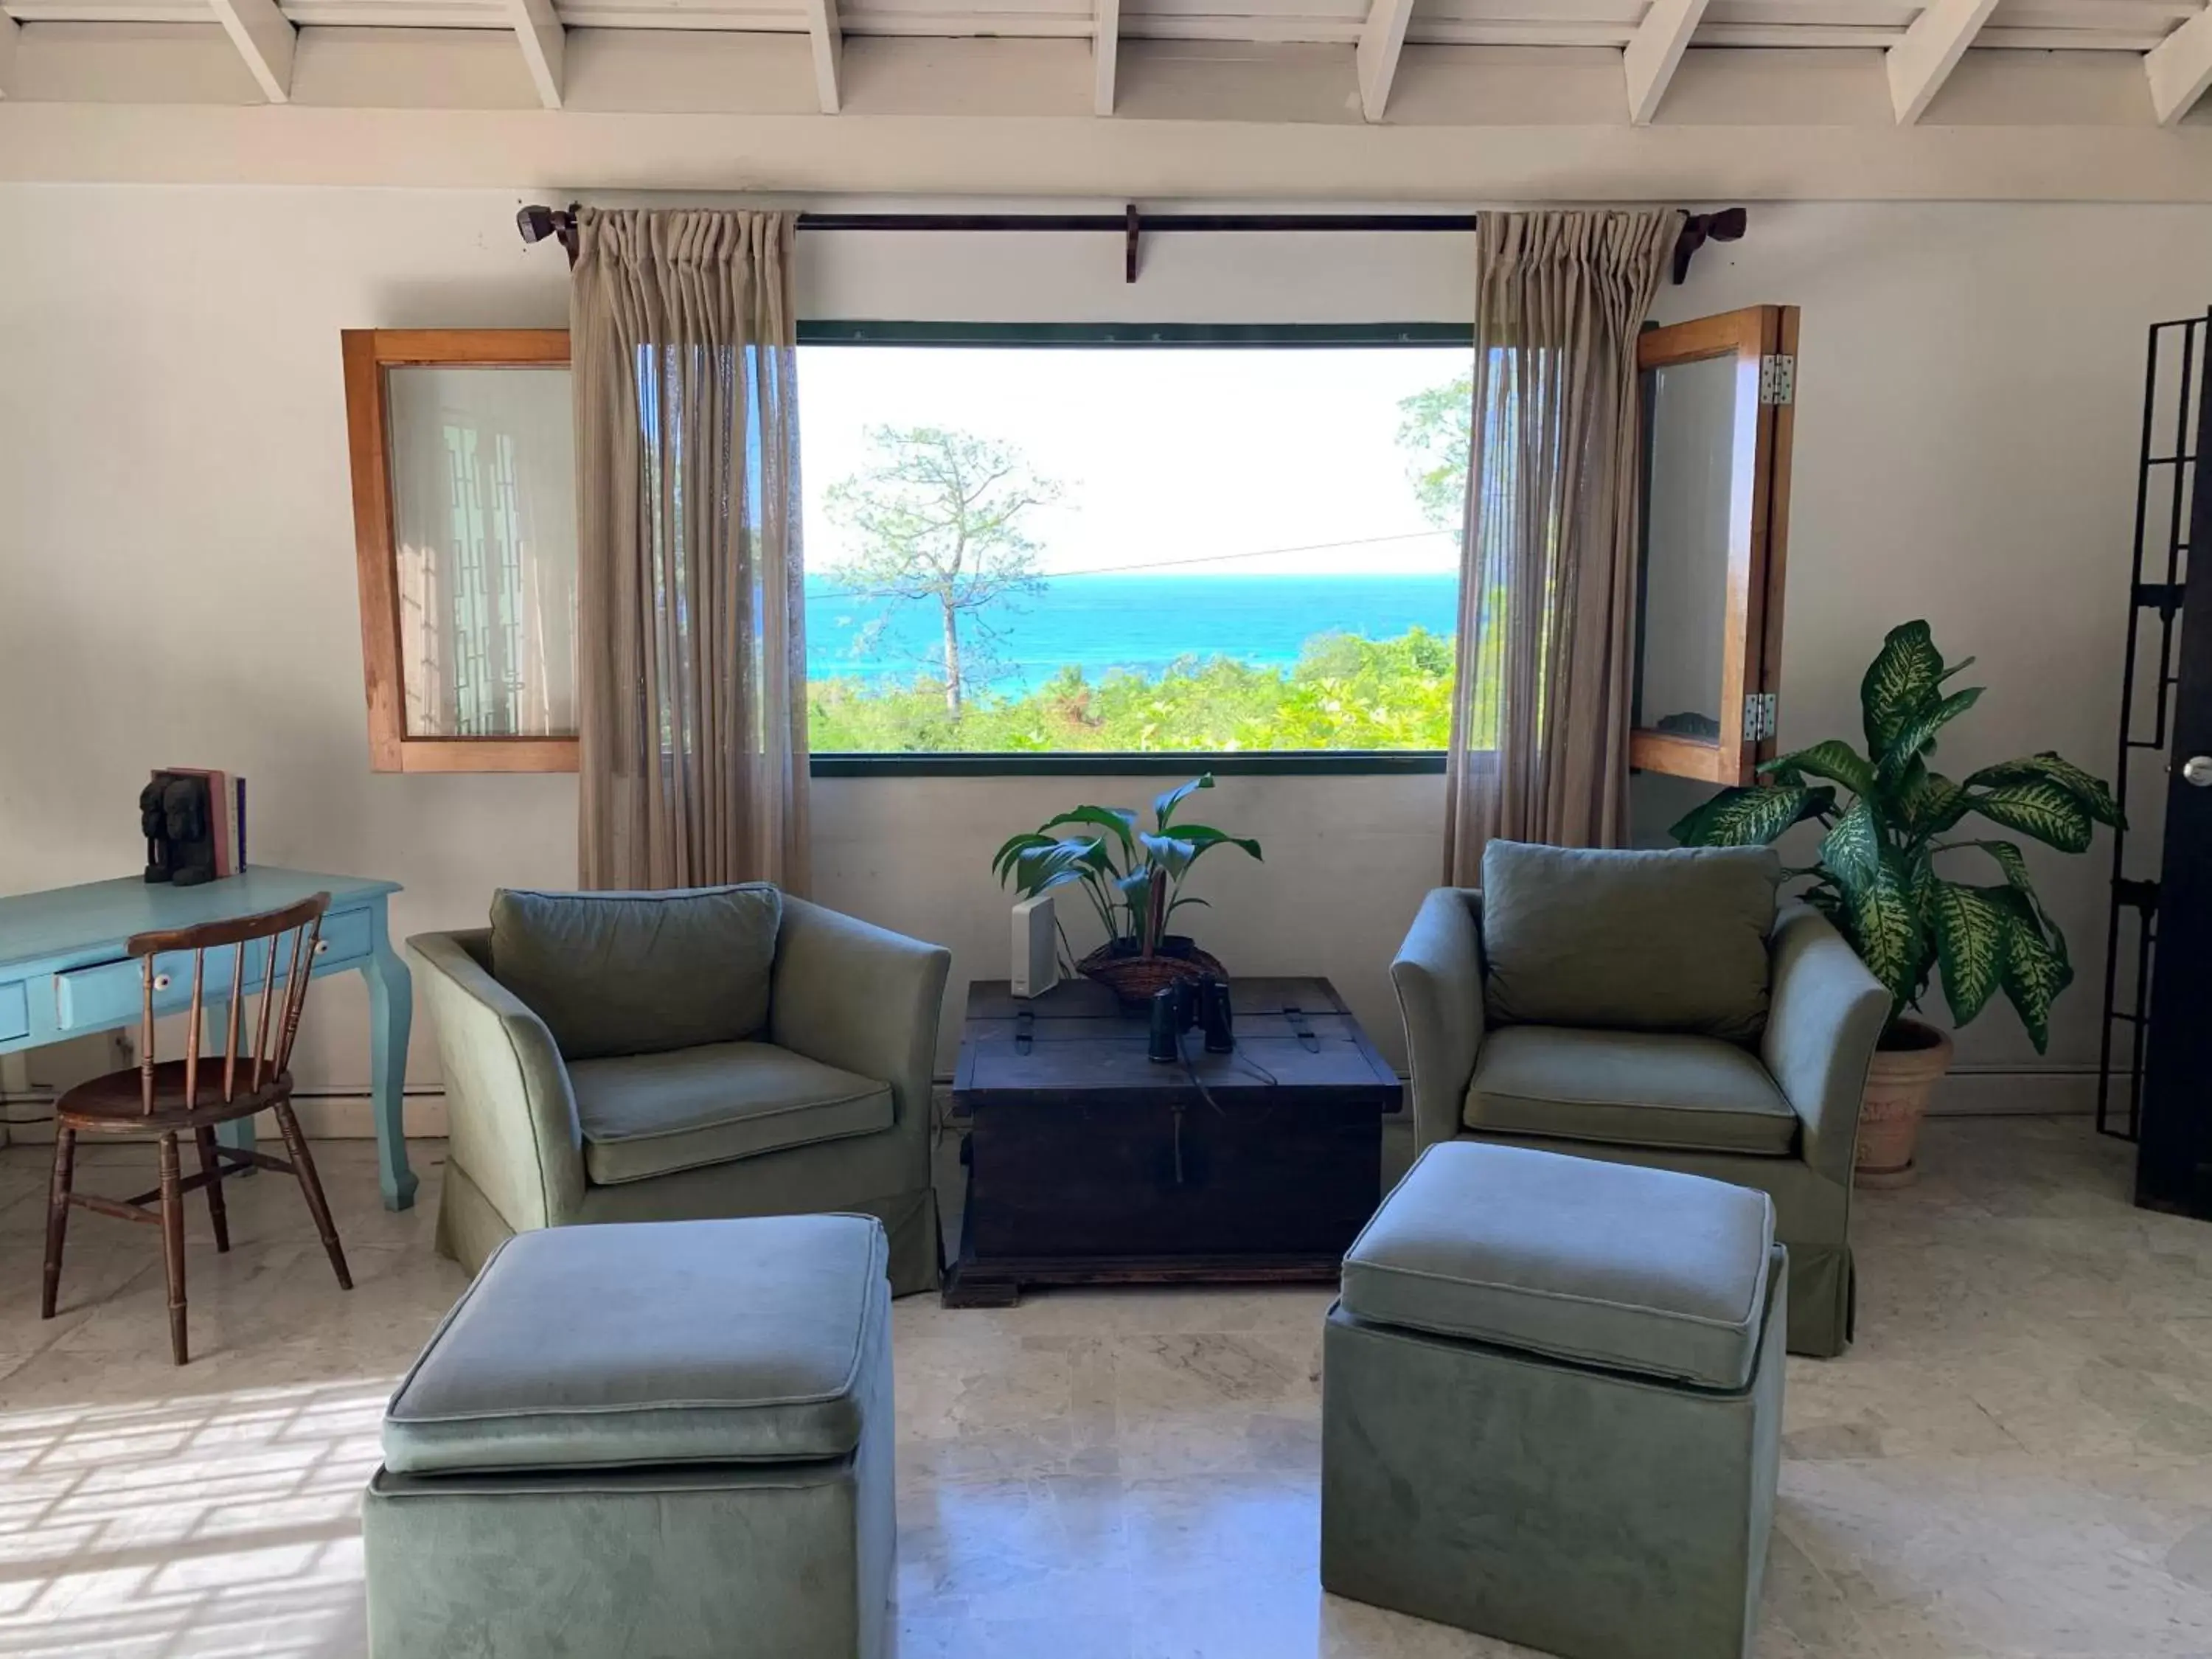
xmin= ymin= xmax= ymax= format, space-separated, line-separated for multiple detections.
xmin=1389 ymin=841 xmax=1889 ymax=1357
xmin=410 ymin=887 xmax=951 ymax=1297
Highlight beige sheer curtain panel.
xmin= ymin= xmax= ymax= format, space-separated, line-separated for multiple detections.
xmin=1441 ymin=209 xmax=1680 ymax=883
xmin=572 ymin=207 xmax=811 ymax=893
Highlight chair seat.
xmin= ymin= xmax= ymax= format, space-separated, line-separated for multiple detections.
xmin=381 ymin=1214 xmax=888 ymax=1475
xmin=55 ymin=1058 xmax=285 ymax=1131
xmin=1464 ymin=1026 xmax=1799 ymax=1158
xmin=571 ymin=1042 xmax=894 ymax=1186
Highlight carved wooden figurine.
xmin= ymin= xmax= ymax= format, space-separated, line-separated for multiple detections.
xmin=139 ymin=773 xmax=217 ymax=887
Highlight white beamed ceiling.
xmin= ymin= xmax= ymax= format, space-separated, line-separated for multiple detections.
xmin=3 ymin=0 xmax=2211 ymax=195
xmin=8 ymin=0 xmax=2203 ymax=46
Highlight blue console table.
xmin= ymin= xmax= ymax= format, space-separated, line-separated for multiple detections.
xmin=0 ymin=866 xmax=417 ymax=1211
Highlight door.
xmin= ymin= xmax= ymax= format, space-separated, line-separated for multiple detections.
xmin=2138 ymin=339 xmax=2212 ymax=1216
xmin=1630 ymin=305 xmax=1799 ymax=787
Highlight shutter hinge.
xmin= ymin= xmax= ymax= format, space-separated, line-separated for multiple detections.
xmin=1759 ymin=355 xmax=1795 ymax=406
xmin=1744 ymin=692 xmax=1778 ymax=743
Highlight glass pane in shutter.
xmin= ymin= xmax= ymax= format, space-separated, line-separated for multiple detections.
xmin=386 ymin=365 xmax=577 ymax=739
xmin=1635 ymin=352 xmax=1736 ymax=743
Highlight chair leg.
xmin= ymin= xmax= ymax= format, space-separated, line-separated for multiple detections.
xmin=41 ymin=1127 xmax=75 ymax=1321
xmin=159 ymin=1133 xmax=188 ymax=1366
xmin=275 ymin=1102 xmax=350 ymax=1292
xmin=195 ymin=1126 xmax=231 ymax=1253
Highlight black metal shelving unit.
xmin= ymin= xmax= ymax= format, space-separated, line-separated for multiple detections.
xmin=2097 ymin=310 xmax=2207 ymax=1141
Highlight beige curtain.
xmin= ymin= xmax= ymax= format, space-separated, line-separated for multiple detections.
xmin=1441 ymin=209 xmax=1680 ymax=883
xmin=572 ymin=207 xmax=810 ymax=892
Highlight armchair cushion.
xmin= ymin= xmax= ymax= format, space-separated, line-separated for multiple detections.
xmin=571 ymin=1041 xmax=892 ymax=1186
xmin=1465 ymin=1026 xmax=1799 ymax=1158
xmin=490 ymin=884 xmax=782 ymax=1061
xmin=1478 ymin=841 xmax=1782 ymax=1041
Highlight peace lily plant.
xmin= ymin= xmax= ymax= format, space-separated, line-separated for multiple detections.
xmin=1672 ymin=621 xmax=2123 ymax=1179
xmin=991 ymin=775 xmax=1262 ymax=995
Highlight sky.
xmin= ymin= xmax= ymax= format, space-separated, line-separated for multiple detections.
xmin=796 ymin=345 xmax=1470 ymax=580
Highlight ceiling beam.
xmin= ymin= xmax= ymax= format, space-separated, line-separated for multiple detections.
xmin=501 ymin=0 xmax=564 ymax=110
xmin=1093 ymin=0 xmax=1118 ymax=115
xmin=1624 ymin=0 xmax=1711 ymax=125
xmin=804 ymin=0 xmax=841 ymax=113
xmin=0 ymin=16 xmax=17 ymax=100
xmin=2147 ymin=4 xmax=2212 ymax=125
xmin=1355 ymin=0 xmax=1417 ymax=122
xmin=1886 ymin=0 xmax=2001 ymax=124
xmin=206 ymin=0 xmax=295 ymax=102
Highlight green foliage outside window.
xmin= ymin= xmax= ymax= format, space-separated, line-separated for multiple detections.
xmin=808 ymin=627 xmax=1461 ymax=754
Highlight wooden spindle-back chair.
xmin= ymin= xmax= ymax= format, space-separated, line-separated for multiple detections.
xmin=41 ymin=892 xmax=351 ymax=1365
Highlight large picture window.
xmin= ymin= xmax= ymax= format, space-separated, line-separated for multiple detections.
xmin=797 ymin=324 xmax=1473 ymax=766
xmin=340 ymin=318 xmax=1790 ymax=781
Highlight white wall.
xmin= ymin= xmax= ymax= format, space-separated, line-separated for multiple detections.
xmin=1 ymin=185 xmax=2200 ymax=1105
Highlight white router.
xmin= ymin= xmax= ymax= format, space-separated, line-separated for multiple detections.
xmin=1011 ymin=893 xmax=1060 ymax=999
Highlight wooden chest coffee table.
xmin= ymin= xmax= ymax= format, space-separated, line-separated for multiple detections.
xmin=944 ymin=975 xmax=1401 ymax=1308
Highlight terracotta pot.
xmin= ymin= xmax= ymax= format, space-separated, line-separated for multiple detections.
xmin=1854 ymin=1017 xmax=1953 ymax=1189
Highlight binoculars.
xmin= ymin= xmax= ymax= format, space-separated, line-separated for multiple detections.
xmin=1148 ymin=973 xmax=1234 ymax=1062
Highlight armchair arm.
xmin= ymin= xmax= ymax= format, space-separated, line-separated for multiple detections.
xmin=408 ymin=931 xmax=586 ymax=1231
xmin=770 ymin=897 xmax=952 ymax=1135
xmin=1761 ymin=904 xmax=1890 ymax=1186
xmin=1389 ymin=887 xmax=1488 ymax=1153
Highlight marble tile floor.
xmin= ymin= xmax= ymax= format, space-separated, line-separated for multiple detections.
xmin=0 ymin=1118 xmax=2206 ymax=1657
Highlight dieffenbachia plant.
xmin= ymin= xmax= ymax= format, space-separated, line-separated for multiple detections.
xmin=1671 ymin=620 xmax=2122 ymax=1050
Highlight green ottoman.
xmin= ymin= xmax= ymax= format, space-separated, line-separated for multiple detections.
xmin=362 ymin=1214 xmax=894 ymax=1659
xmin=1321 ymin=1142 xmax=1785 ymax=1659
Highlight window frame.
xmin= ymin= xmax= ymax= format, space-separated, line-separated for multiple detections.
xmin=341 ymin=327 xmax=579 ymax=775
xmin=337 ymin=321 xmax=1474 ymax=779
xmin=797 ymin=318 xmax=1472 ymax=777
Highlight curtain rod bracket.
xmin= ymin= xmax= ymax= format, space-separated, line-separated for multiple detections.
xmin=517 ymin=202 xmax=580 ymax=266
xmin=1673 ymin=206 xmax=1747 ymax=285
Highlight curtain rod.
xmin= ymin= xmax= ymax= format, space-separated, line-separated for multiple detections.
xmin=516 ymin=204 xmax=1745 ymax=285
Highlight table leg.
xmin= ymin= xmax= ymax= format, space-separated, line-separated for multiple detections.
xmin=940 ymin=1149 xmax=1020 ymax=1308
xmin=940 ymin=1260 xmax=1022 ymax=1310
xmin=365 ymin=914 xmax=418 ymax=1213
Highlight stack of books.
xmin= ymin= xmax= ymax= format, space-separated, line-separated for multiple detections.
xmin=159 ymin=768 xmax=248 ymax=875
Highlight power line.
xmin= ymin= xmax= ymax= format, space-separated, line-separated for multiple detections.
xmin=807 ymin=528 xmax=1454 ymax=599
xmin=1052 ymin=529 xmax=1452 ymax=578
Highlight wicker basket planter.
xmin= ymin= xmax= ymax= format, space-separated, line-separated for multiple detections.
xmin=1078 ymin=936 xmax=1225 ymax=1006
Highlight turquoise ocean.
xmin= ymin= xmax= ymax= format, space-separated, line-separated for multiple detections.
xmin=805 ymin=572 xmax=1458 ymax=698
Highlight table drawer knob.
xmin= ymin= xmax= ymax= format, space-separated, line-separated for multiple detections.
xmin=152 ymin=973 xmax=173 ymax=991
xmin=314 ymin=939 xmax=330 ymax=955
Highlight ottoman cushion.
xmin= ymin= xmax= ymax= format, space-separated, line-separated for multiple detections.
xmin=383 ymin=1214 xmax=887 ymax=1475
xmin=1342 ymin=1142 xmax=1774 ymax=1389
